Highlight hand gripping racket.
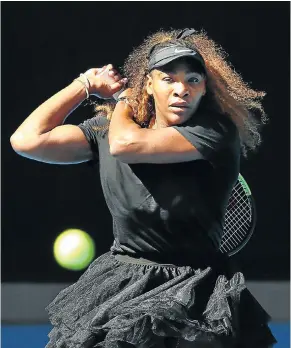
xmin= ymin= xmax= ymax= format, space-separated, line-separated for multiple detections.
xmin=98 ymin=66 xmax=126 ymax=100
xmin=219 ymin=174 xmax=256 ymax=256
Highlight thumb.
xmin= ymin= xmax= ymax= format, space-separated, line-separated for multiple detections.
xmin=97 ymin=66 xmax=107 ymax=74
xmin=92 ymin=66 xmax=107 ymax=75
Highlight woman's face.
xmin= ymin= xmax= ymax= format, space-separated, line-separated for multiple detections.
xmin=146 ymin=59 xmax=206 ymax=127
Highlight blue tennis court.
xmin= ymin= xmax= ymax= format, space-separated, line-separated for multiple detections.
xmin=1 ymin=323 xmax=290 ymax=348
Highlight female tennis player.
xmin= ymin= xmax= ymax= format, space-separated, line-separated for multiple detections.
xmin=10 ymin=28 xmax=276 ymax=347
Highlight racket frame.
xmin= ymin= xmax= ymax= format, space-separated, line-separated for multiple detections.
xmin=220 ymin=174 xmax=257 ymax=256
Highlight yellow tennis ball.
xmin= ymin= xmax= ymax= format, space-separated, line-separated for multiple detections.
xmin=53 ymin=229 xmax=95 ymax=271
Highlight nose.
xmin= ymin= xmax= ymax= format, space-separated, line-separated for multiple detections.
xmin=173 ymin=83 xmax=190 ymax=98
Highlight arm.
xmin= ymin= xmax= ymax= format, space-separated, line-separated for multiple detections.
xmin=109 ymin=101 xmax=203 ymax=164
xmin=10 ymin=81 xmax=93 ymax=164
xmin=10 ymin=65 xmax=126 ymax=164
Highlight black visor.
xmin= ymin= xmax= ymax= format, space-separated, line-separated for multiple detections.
xmin=148 ymin=44 xmax=206 ymax=72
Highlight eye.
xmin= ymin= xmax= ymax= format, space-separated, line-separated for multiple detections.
xmin=162 ymin=77 xmax=173 ymax=83
xmin=188 ymin=77 xmax=200 ymax=84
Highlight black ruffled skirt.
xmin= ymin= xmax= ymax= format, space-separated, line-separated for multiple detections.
xmin=45 ymin=251 xmax=276 ymax=348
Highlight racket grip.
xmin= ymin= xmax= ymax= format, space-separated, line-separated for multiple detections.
xmin=113 ymin=88 xmax=125 ymax=101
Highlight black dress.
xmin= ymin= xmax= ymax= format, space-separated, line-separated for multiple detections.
xmin=45 ymin=112 xmax=276 ymax=348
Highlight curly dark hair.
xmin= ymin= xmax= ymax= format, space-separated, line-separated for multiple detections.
xmin=94 ymin=28 xmax=267 ymax=157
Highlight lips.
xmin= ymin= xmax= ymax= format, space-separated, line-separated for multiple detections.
xmin=169 ymin=105 xmax=189 ymax=114
xmin=170 ymin=103 xmax=189 ymax=108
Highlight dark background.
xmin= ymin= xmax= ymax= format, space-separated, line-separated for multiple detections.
xmin=2 ymin=2 xmax=290 ymax=282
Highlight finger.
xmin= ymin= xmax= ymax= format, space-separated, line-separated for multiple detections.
xmin=106 ymin=64 xmax=114 ymax=71
xmin=104 ymin=67 xmax=122 ymax=80
xmin=110 ymin=79 xmax=128 ymax=92
xmin=96 ymin=66 xmax=107 ymax=74
xmin=108 ymin=69 xmax=118 ymax=77
xmin=110 ymin=73 xmax=123 ymax=82
xmin=86 ymin=67 xmax=102 ymax=76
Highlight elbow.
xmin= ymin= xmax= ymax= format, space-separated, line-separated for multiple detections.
xmin=109 ymin=144 xmax=133 ymax=163
xmin=109 ymin=142 xmax=119 ymax=157
xmin=10 ymin=133 xmax=24 ymax=153
xmin=109 ymin=139 xmax=127 ymax=158
xmin=10 ymin=132 xmax=37 ymax=155
xmin=109 ymin=133 xmax=135 ymax=157
xmin=109 ymin=135 xmax=140 ymax=163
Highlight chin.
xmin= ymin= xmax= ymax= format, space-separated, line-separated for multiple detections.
xmin=167 ymin=110 xmax=192 ymax=125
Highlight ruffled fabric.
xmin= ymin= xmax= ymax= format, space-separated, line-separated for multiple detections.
xmin=46 ymin=251 xmax=276 ymax=348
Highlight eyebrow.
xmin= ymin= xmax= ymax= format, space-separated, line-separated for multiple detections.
xmin=159 ymin=70 xmax=202 ymax=76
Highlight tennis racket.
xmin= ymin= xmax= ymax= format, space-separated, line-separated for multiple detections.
xmin=219 ymin=174 xmax=256 ymax=256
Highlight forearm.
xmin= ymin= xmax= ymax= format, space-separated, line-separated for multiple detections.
xmin=11 ymin=80 xmax=86 ymax=145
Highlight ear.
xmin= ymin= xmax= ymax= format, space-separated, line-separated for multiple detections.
xmin=146 ymin=74 xmax=153 ymax=96
xmin=202 ymin=80 xmax=207 ymax=96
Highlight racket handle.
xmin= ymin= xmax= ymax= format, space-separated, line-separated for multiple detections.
xmin=113 ymin=88 xmax=125 ymax=101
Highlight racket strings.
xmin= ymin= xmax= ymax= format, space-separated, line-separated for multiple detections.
xmin=224 ymin=196 xmax=251 ymax=231
xmin=220 ymin=182 xmax=252 ymax=253
xmin=227 ymin=185 xmax=250 ymax=215
xmin=222 ymin=217 xmax=251 ymax=250
xmin=222 ymin=202 xmax=251 ymax=247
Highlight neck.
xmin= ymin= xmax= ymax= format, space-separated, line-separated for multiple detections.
xmin=149 ymin=116 xmax=168 ymax=129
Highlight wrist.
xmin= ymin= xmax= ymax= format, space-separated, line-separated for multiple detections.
xmin=73 ymin=74 xmax=90 ymax=99
xmin=71 ymin=80 xmax=89 ymax=100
